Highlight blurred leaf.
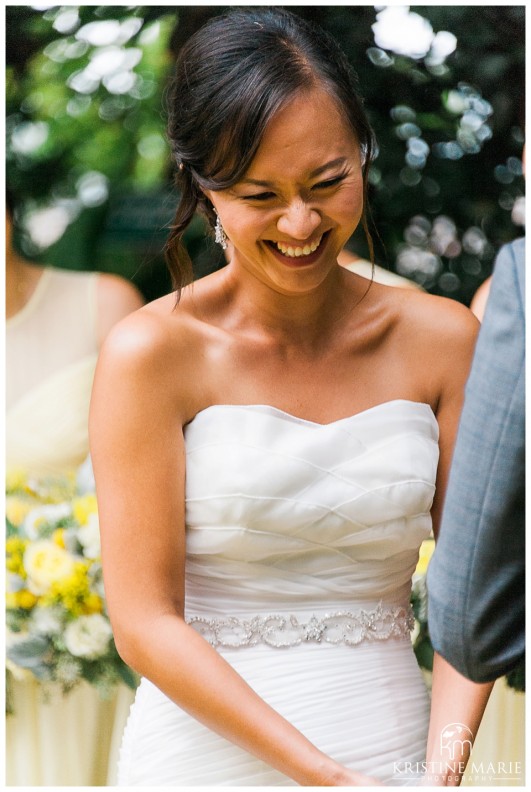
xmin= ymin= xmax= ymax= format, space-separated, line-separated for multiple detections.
xmin=117 ymin=661 xmax=140 ymax=690
xmin=7 ymin=637 xmax=52 ymax=677
xmin=414 ymin=634 xmax=435 ymax=672
xmin=505 ymin=660 xmax=525 ymax=693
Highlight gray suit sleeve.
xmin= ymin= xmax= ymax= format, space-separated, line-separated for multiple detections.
xmin=427 ymin=238 xmax=525 ymax=682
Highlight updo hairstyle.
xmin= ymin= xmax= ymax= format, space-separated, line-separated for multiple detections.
xmin=165 ymin=8 xmax=376 ymax=292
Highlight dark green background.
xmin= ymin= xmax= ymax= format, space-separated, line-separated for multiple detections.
xmin=6 ymin=6 xmax=525 ymax=304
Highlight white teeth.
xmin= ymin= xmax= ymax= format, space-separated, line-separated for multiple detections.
xmin=275 ymin=235 xmax=322 ymax=257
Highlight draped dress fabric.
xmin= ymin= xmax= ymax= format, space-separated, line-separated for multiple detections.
xmin=118 ymin=400 xmax=439 ymax=786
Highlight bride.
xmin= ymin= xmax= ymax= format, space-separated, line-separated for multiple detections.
xmin=90 ymin=9 xmax=492 ymax=786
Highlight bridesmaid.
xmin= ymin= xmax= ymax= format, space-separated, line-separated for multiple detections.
xmin=6 ymin=194 xmax=143 ymax=785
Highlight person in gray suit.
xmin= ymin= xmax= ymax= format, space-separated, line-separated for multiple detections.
xmin=427 ymin=237 xmax=525 ymax=683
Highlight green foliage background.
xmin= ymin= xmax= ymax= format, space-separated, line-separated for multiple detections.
xmin=6 ymin=6 xmax=525 ymax=304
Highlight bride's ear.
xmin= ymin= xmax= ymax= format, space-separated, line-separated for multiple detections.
xmin=200 ymin=187 xmax=214 ymax=205
xmin=198 ymin=193 xmax=217 ymax=231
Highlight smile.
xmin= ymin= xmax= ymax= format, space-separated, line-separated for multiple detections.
xmin=274 ymin=235 xmax=323 ymax=258
xmin=264 ymin=232 xmax=328 ymax=265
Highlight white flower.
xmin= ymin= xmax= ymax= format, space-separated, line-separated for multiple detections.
xmin=55 ymin=655 xmax=83 ymax=685
xmin=77 ymin=513 xmax=101 ymax=559
xmin=24 ymin=540 xmax=75 ymax=595
xmin=23 ymin=503 xmax=72 ymax=540
xmin=29 ymin=606 xmax=65 ymax=636
xmin=64 ymin=614 xmax=113 ymax=659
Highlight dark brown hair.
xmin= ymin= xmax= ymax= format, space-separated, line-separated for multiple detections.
xmin=165 ymin=8 xmax=376 ymax=293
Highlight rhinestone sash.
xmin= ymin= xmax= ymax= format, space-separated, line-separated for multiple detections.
xmin=187 ymin=602 xmax=415 ymax=649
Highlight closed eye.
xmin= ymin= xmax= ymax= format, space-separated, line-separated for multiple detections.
xmin=240 ymin=191 xmax=275 ymax=202
xmin=240 ymin=171 xmax=349 ymax=201
xmin=312 ymin=173 xmax=348 ymax=190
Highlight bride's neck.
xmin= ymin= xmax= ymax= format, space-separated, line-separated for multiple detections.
xmin=219 ymin=262 xmax=356 ymax=349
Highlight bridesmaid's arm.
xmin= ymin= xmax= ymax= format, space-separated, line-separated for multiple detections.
xmin=89 ymin=310 xmax=378 ymax=788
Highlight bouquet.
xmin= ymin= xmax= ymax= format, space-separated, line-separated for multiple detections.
xmin=6 ymin=464 xmax=138 ymax=712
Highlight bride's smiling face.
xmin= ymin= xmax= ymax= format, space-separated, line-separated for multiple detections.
xmin=204 ymin=87 xmax=365 ymax=295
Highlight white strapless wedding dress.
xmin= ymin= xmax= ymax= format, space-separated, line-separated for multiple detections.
xmin=118 ymin=400 xmax=438 ymax=786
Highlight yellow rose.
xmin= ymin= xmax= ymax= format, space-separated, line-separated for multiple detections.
xmin=72 ymin=494 xmax=98 ymax=526
xmin=6 ymin=556 xmax=24 ymax=575
xmin=84 ymin=593 xmax=103 ymax=614
xmin=16 ymin=590 xmax=38 ymax=609
xmin=415 ymin=538 xmax=436 ymax=577
xmin=6 ymin=537 xmax=27 ymax=576
xmin=6 ymin=497 xmax=33 ymax=527
xmin=6 ymin=536 xmax=27 ymax=555
xmin=24 ymin=540 xmax=76 ymax=595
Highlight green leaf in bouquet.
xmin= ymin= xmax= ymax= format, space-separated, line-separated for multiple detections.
xmin=7 ymin=636 xmax=53 ymax=680
xmin=80 ymin=657 xmax=103 ymax=684
xmin=7 ymin=635 xmax=50 ymax=661
xmin=56 ymin=516 xmax=77 ymax=529
xmin=6 ymin=517 xmax=19 ymax=538
xmin=117 ymin=662 xmax=139 ymax=690
xmin=6 ymin=610 xmax=27 ymax=632
xmin=414 ymin=634 xmax=434 ymax=672
xmin=33 ymin=522 xmax=56 ymax=539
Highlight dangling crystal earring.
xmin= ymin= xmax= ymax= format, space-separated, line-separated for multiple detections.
xmin=214 ymin=212 xmax=228 ymax=250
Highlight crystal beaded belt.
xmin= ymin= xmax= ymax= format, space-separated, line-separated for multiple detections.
xmin=187 ymin=602 xmax=415 ymax=649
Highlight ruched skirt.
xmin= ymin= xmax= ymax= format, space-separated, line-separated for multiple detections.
xmin=117 ymin=635 xmax=429 ymax=786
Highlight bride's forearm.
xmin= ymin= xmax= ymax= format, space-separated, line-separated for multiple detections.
xmin=115 ymin=612 xmax=368 ymax=787
xmin=422 ymin=652 xmax=494 ymax=785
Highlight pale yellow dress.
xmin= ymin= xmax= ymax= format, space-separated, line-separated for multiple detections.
xmin=6 ymin=267 xmax=135 ymax=786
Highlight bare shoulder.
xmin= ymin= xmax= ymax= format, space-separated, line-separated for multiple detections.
xmin=388 ymin=286 xmax=479 ymax=408
xmin=391 ymin=285 xmax=479 ymax=352
xmin=360 ymin=281 xmax=479 ymax=409
xmin=94 ymin=291 xmax=205 ymax=424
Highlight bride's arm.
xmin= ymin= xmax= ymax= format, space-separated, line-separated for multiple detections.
xmin=89 ymin=312 xmax=376 ymax=788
